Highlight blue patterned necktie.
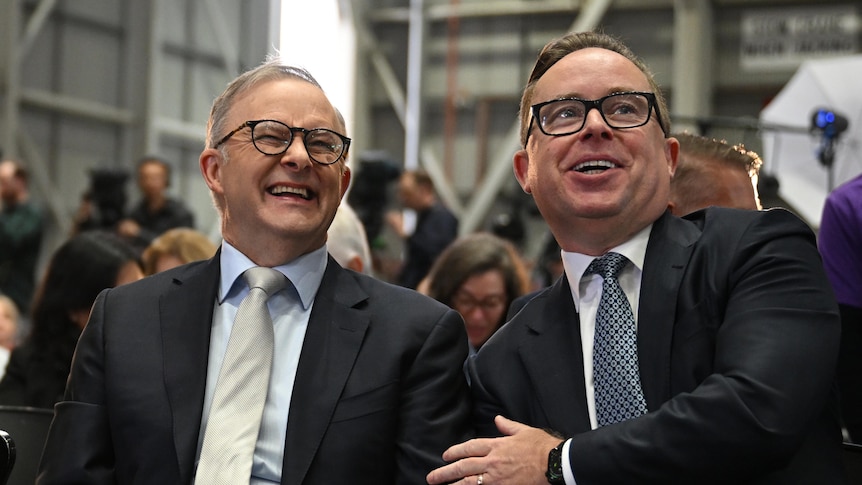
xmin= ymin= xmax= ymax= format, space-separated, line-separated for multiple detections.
xmin=586 ymin=252 xmax=648 ymax=426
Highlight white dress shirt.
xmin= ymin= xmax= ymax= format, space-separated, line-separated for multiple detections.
xmin=194 ymin=242 xmax=328 ymax=484
xmin=558 ymin=224 xmax=652 ymax=485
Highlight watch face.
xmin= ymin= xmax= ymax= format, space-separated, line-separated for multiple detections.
xmin=546 ymin=442 xmax=565 ymax=484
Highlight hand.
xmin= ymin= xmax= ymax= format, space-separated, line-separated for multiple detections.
xmin=426 ymin=415 xmax=562 ymax=485
xmin=116 ymin=219 xmax=141 ymax=238
xmin=385 ymin=211 xmax=404 ymax=238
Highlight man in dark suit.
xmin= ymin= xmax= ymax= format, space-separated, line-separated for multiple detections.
xmin=387 ymin=169 xmax=459 ymax=289
xmin=427 ymin=31 xmax=843 ymax=485
xmin=37 ymin=61 xmax=471 ymax=484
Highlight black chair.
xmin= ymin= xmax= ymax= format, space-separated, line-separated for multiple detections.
xmin=0 ymin=430 xmax=14 ymax=485
xmin=0 ymin=407 xmax=52 ymax=485
xmin=843 ymin=441 xmax=862 ymax=483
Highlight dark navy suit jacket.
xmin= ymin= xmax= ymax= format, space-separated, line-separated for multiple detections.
xmin=472 ymin=208 xmax=844 ymax=484
xmin=37 ymin=254 xmax=472 ymax=484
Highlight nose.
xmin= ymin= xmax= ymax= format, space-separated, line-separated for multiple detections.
xmin=581 ymin=106 xmax=613 ymax=138
xmin=279 ymin=136 xmax=313 ymax=170
xmin=464 ymin=306 xmax=489 ymax=323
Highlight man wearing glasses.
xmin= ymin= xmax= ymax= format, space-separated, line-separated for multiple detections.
xmin=427 ymin=31 xmax=843 ymax=485
xmin=37 ymin=61 xmax=471 ymax=484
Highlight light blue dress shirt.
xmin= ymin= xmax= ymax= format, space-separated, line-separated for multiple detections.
xmin=194 ymin=242 xmax=328 ymax=484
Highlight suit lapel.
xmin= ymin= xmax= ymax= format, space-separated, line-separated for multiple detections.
xmin=282 ymin=259 xmax=370 ymax=484
xmin=637 ymin=211 xmax=700 ymax=409
xmin=518 ymin=277 xmax=592 ymax=435
xmin=160 ymin=255 xmax=221 ymax=483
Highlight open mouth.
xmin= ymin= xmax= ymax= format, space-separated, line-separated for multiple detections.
xmin=268 ymin=185 xmax=312 ymax=200
xmin=572 ymin=160 xmax=616 ymax=175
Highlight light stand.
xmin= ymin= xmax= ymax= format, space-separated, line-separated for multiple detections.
xmin=810 ymin=108 xmax=849 ymax=192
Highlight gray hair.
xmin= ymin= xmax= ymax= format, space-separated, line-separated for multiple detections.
xmin=206 ymin=60 xmax=322 ymax=150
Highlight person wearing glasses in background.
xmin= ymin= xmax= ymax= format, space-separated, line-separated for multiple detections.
xmin=422 ymin=232 xmax=530 ymax=356
xmin=427 ymin=31 xmax=843 ymax=485
xmin=37 ymin=60 xmax=471 ymax=485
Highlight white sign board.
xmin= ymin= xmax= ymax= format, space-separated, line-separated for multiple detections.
xmin=741 ymin=6 xmax=859 ymax=71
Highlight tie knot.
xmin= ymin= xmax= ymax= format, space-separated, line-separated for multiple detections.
xmin=242 ymin=267 xmax=288 ymax=297
xmin=586 ymin=252 xmax=628 ymax=279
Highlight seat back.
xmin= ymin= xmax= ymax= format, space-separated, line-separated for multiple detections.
xmin=0 ymin=430 xmax=14 ymax=485
xmin=843 ymin=441 xmax=862 ymax=483
xmin=0 ymin=407 xmax=52 ymax=485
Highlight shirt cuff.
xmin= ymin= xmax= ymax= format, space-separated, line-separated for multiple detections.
xmin=562 ymin=438 xmax=577 ymax=485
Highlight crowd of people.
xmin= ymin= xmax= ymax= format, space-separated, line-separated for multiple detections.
xmin=0 ymin=28 xmax=857 ymax=484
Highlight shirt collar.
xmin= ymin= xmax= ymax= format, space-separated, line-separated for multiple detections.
xmin=560 ymin=223 xmax=653 ymax=310
xmin=218 ymin=241 xmax=328 ymax=310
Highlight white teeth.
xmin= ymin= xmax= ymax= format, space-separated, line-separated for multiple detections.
xmin=573 ymin=160 xmax=616 ymax=173
xmin=270 ymin=185 xmax=309 ymax=199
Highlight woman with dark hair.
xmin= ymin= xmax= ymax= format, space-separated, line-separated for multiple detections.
xmin=424 ymin=232 xmax=530 ymax=353
xmin=0 ymin=230 xmax=143 ymax=408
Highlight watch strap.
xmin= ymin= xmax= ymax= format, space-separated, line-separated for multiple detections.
xmin=545 ymin=440 xmax=566 ymax=484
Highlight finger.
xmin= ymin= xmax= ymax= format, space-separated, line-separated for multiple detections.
xmin=426 ymin=456 xmax=484 ymax=484
xmin=494 ymin=415 xmax=525 ymax=436
xmin=441 ymin=438 xmax=492 ymax=461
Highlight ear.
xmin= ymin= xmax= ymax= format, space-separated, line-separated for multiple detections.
xmin=665 ymin=136 xmax=680 ymax=177
xmin=346 ymin=255 xmax=364 ymax=273
xmin=513 ymin=149 xmax=532 ymax=194
xmin=200 ymin=148 xmax=225 ymax=195
xmin=339 ymin=165 xmax=352 ymax=199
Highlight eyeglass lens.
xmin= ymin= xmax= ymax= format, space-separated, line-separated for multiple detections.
xmin=453 ymin=294 xmax=506 ymax=313
xmin=252 ymin=121 xmax=345 ymax=164
xmin=538 ymin=93 xmax=652 ymax=135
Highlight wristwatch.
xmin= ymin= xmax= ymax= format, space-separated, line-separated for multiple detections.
xmin=545 ymin=440 xmax=566 ymax=484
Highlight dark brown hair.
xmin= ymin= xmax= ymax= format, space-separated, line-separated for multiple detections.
xmin=425 ymin=232 xmax=530 ymax=325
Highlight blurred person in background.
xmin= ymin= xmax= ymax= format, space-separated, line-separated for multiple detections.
xmin=117 ymin=156 xmax=195 ymax=251
xmin=819 ymin=171 xmax=862 ymax=443
xmin=327 ymin=203 xmax=373 ymax=275
xmin=0 ymin=295 xmax=20 ymax=380
xmin=141 ymin=227 xmax=217 ymax=276
xmin=424 ymin=232 xmax=530 ymax=354
xmin=0 ymin=230 xmax=143 ymax=408
xmin=386 ymin=169 xmax=458 ymax=289
xmin=0 ymin=159 xmax=45 ymax=318
xmin=668 ymin=132 xmax=762 ymax=216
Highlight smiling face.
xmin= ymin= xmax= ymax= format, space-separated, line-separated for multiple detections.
xmin=514 ymin=48 xmax=678 ymax=255
xmin=200 ymin=77 xmax=351 ymax=266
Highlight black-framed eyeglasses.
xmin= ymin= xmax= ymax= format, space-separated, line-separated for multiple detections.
xmin=214 ymin=119 xmax=351 ymax=166
xmin=526 ymin=91 xmax=665 ymax=145
xmin=451 ymin=293 xmax=507 ymax=314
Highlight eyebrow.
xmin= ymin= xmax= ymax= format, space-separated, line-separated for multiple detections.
xmin=550 ymin=87 xmax=648 ymax=100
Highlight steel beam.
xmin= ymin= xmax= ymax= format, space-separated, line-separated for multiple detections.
xmin=19 ymin=0 xmax=57 ymax=57
xmin=672 ymin=0 xmax=713 ymax=134
xmin=352 ymin=2 xmax=464 ymax=215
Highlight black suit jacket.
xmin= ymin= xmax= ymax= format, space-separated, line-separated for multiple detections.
xmin=37 ymin=254 xmax=472 ymax=484
xmin=470 ymin=208 xmax=844 ymax=484
xmin=398 ymin=203 xmax=458 ymax=289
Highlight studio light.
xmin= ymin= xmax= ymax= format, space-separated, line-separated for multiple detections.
xmin=810 ymin=108 xmax=849 ymax=169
